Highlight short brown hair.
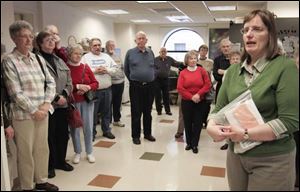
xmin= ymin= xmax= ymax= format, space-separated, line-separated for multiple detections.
xmin=35 ymin=31 xmax=51 ymax=49
xmin=198 ymin=44 xmax=208 ymax=51
xmin=229 ymin=51 xmax=241 ymax=59
xmin=241 ymin=9 xmax=278 ymax=63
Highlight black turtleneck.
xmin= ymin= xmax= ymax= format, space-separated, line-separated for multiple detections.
xmin=40 ymin=50 xmax=57 ymax=74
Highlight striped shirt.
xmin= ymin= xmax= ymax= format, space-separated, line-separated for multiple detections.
xmin=2 ymin=49 xmax=56 ymax=120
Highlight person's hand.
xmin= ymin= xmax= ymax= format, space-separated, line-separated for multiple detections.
xmin=5 ymin=126 xmax=14 ymax=139
xmin=206 ymin=119 xmax=228 ymax=142
xmin=218 ymin=69 xmax=225 ymax=75
xmin=56 ymin=95 xmax=67 ymax=106
xmin=39 ymin=102 xmax=51 ymax=113
xmin=32 ymin=110 xmax=47 ymax=121
xmin=220 ymin=125 xmax=245 ymax=142
xmin=53 ymin=34 xmax=61 ymax=49
xmin=191 ymin=94 xmax=200 ymax=103
xmin=77 ymin=84 xmax=91 ymax=92
xmin=95 ymin=66 xmax=108 ymax=74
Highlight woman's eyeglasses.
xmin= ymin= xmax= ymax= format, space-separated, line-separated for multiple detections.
xmin=240 ymin=26 xmax=266 ymax=35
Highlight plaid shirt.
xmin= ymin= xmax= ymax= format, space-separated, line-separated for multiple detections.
xmin=2 ymin=49 xmax=56 ymax=120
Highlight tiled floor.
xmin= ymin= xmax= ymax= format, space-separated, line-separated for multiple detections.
xmin=49 ymin=103 xmax=229 ymax=191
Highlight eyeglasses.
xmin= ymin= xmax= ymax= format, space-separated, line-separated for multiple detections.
xmin=240 ymin=26 xmax=266 ymax=35
xmin=44 ymin=37 xmax=55 ymax=42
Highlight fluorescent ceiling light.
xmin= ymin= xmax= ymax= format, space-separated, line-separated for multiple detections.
xmin=99 ymin=9 xmax=128 ymax=14
xmin=166 ymin=16 xmax=192 ymax=23
xmin=214 ymin=18 xmax=232 ymax=22
xmin=208 ymin=6 xmax=236 ymax=11
xmin=137 ymin=1 xmax=167 ymax=3
xmin=131 ymin=19 xmax=151 ymax=23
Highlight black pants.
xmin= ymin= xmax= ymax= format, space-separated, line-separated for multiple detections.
xmin=111 ymin=82 xmax=124 ymax=122
xmin=129 ymin=81 xmax=155 ymax=138
xmin=215 ymin=81 xmax=222 ymax=103
xmin=48 ymin=108 xmax=69 ymax=170
xmin=202 ymin=100 xmax=212 ymax=126
xmin=181 ymin=100 xmax=205 ymax=147
xmin=154 ymin=78 xmax=171 ymax=113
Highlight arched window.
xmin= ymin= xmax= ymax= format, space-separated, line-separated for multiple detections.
xmin=162 ymin=28 xmax=204 ymax=62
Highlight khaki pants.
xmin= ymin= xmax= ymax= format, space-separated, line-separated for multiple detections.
xmin=227 ymin=148 xmax=296 ymax=191
xmin=13 ymin=118 xmax=49 ymax=190
xmin=6 ymin=139 xmax=18 ymax=185
xmin=176 ymin=95 xmax=184 ymax=133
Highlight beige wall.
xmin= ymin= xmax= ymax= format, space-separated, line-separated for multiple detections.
xmin=1 ymin=1 xmax=15 ymax=52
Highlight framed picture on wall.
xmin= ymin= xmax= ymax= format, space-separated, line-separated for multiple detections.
xmin=209 ymin=29 xmax=229 ymax=60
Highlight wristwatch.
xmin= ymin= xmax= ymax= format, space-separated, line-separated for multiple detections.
xmin=243 ymin=128 xmax=250 ymax=140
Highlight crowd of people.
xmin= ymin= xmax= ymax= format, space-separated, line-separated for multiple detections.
xmin=1 ymin=8 xmax=298 ymax=191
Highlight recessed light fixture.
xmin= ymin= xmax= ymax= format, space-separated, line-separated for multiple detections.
xmin=131 ymin=19 xmax=151 ymax=23
xmin=99 ymin=9 xmax=129 ymax=14
xmin=166 ymin=16 xmax=192 ymax=23
xmin=137 ymin=1 xmax=167 ymax=3
xmin=214 ymin=18 xmax=232 ymax=22
xmin=208 ymin=6 xmax=236 ymax=11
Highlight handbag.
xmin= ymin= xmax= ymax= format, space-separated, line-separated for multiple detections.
xmin=84 ymin=90 xmax=96 ymax=103
xmin=201 ymin=70 xmax=215 ymax=102
xmin=81 ymin=64 xmax=96 ymax=103
xmin=67 ymin=94 xmax=83 ymax=129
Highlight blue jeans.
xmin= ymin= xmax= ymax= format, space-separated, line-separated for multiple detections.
xmin=93 ymin=88 xmax=112 ymax=136
xmin=70 ymin=101 xmax=94 ymax=155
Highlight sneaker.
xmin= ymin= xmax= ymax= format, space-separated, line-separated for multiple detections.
xmin=35 ymin=182 xmax=58 ymax=191
xmin=72 ymin=153 xmax=81 ymax=164
xmin=103 ymin=132 xmax=115 ymax=139
xmin=113 ymin=121 xmax=125 ymax=127
xmin=87 ymin=154 xmax=96 ymax=163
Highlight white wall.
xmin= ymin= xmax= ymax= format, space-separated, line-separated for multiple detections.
xmin=40 ymin=1 xmax=115 ymax=47
xmin=114 ymin=23 xmax=136 ymax=61
xmin=267 ymin=1 xmax=299 ymax=18
xmin=1 ymin=1 xmax=15 ymax=52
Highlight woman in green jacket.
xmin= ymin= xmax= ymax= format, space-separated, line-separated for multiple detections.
xmin=207 ymin=9 xmax=298 ymax=191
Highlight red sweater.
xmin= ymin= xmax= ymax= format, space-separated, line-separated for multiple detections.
xmin=67 ymin=63 xmax=99 ymax=102
xmin=177 ymin=67 xmax=211 ymax=100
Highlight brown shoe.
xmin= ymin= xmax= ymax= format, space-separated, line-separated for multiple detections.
xmin=35 ymin=182 xmax=59 ymax=191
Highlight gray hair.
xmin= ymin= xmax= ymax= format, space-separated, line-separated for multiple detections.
xmin=135 ymin=31 xmax=147 ymax=39
xmin=9 ymin=20 xmax=33 ymax=39
xmin=89 ymin=38 xmax=102 ymax=47
xmin=66 ymin=44 xmax=83 ymax=56
xmin=219 ymin=38 xmax=232 ymax=48
xmin=105 ymin=40 xmax=115 ymax=48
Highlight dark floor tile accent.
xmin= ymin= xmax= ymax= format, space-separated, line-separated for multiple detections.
xmin=139 ymin=152 xmax=164 ymax=161
xmin=94 ymin=141 xmax=116 ymax=148
xmin=160 ymin=119 xmax=174 ymax=123
xmin=200 ymin=166 xmax=226 ymax=178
